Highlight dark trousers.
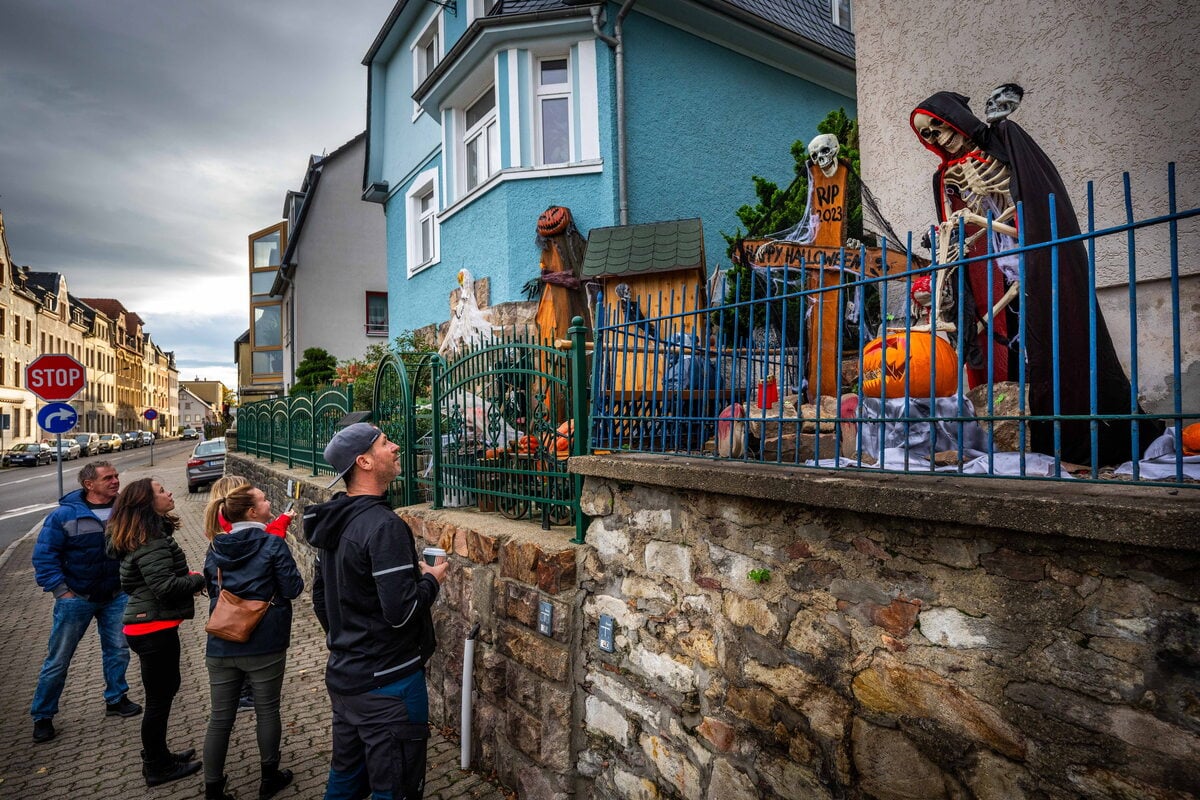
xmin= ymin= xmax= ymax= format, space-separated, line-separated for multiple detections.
xmin=126 ymin=627 xmax=182 ymax=762
xmin=324 ymin=671 xmax=429 ymax=800
xmin=204 ymin=651 xmax=287 ymax=783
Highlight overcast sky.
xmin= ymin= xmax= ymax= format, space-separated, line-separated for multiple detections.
xmin=0 ymin=0 xmax=395 ymax=392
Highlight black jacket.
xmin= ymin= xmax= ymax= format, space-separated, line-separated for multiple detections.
xmin=204 ymin=523 xmax=305 ymax=658
xmin=117 ymin=531 xmax=204 ymax=625
xmin=304 ymin=493 xmax=439 ymax=695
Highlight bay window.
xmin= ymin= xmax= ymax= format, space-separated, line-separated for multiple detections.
xmin=464 ymin=87 xmax=499 ymax=192
xmin=537 ymin=57 xmax=571 ymax=165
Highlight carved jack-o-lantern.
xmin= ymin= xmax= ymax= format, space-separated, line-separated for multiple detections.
xmin=537 ymin=206 xmax=572 ymax=237
xmin=1183 ymin=423 xmax=1200 ymax=456
xmin=861 ymin=332 xmax=958 ymax=399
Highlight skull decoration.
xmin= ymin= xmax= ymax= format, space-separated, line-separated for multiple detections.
xmin=984 ymin=83 xmax=1024 ymax=124
xmin=808 ymin=133 xmax=840 ymax=177
xmin=912 ymin=112 xmax=966 ymax=155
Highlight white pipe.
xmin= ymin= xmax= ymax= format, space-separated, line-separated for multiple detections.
xmin=460 ymin=623 xmax=480 ymax=770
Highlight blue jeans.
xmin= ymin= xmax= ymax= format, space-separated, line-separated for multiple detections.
xmin=30 ymin=593 xmax=130 ymax=720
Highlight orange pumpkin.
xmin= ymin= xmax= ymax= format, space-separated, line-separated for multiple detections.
xmin=1183 ymin=423 xmax=1200 ymax=456
xmin=537 ymin=205 xmax=571 ymax=237
xmin=542 ymin=420 xmax=574 ymax=458
xmin=514 ymin=435 xmax=540 ymax=455
xmin=861 ymin=331 xmax=958 ymax=399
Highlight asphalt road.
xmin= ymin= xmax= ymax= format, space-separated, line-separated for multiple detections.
xmin=0 ymin=439 xmax=196 ymax=552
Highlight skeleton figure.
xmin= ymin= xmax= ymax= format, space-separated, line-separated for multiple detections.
xmin=984 ymin=83 xmax=1024 ymax=124
xmin=912 ymin=113 xmax=1019 ymax=295
xmin=807 ymin=133 xmax=840 ymax=178
xmin=910 ymin=90 xmax=1161 ymax=466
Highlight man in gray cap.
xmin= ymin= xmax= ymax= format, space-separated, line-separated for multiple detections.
xmin=304 ymin=423 xmax=448 ymax=799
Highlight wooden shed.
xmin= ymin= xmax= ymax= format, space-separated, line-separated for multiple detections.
xmin=582 ymin=218 xmax=709 ymax=394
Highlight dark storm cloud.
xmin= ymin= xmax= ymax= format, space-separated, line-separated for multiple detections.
xmin=0 ymin=0 xmax=393 ymax=380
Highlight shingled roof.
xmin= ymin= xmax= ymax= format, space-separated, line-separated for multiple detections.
xmin=581 ymin=218 xmax=705 ymax=278
xmin=486 ymin=0 xmax=853 ymax=60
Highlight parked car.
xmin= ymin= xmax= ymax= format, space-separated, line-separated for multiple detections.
xmin=3 ymin=442 xmax=54 ymax=467
xmin=74 ymin=432 xmax=101 ymax=456
xmin=181 ymin=427 xmax=200 ymax=440
xmin=139 ymin=431 xmax=154 ymax=446
xmin=187 ymin=438 xmax=226 ymax=493
xmin=121 ymin=431 xmax=142 ymax=449
xmin=98 ymin=433 xmax=124 ymax=453
xmin=51 ymin=439 xmax=82 ymax=461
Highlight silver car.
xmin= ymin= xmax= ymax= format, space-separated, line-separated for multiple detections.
xmin=186 ymin=438 xmax=226 ymax=493
xmin=51 ymin=439 xmax=82 ymax=461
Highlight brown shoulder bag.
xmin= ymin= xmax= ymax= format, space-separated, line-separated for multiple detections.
xmin=205 ymin=568 xmax=274 ymax=643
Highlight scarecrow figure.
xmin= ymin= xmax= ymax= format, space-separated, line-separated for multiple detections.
xmin=909 ymin=90 xmax=1160 ymax=465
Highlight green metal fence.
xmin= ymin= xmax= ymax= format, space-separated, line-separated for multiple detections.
xmin=235 ymin=386 xmax=354 ymax=478
xmin=234 ymin=320 xmax=591 ymax=542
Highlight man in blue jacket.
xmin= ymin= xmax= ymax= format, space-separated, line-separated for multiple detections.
xmin=30 ymin=461 xmax=141 ymax=743
xmin=305 ymin=423 xmax=448 ymax=800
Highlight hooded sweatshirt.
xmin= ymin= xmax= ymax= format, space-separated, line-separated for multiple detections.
xmin=204 ymin=522 xmax=305 ymax=658
xmin=304 ymin=492 xmax=439 ymax=695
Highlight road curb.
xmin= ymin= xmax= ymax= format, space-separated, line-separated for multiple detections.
xmin=0 ymin=519 xmax=45 ymax=572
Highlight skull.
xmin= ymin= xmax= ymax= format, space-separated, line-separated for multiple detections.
xmin=984 ymin=83 xmax=1024 ymax=124
xmin=913 ymin=112 xmax=966 ymax=155
xmin=808 ymin=133 xmax=840 ymax=177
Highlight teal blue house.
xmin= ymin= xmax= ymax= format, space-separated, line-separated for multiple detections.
xmin=362 ymin=0 xmax=855 ymax=331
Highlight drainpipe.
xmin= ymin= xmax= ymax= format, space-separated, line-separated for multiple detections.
xmin=591 ymin=0 xmax=637 ymax=225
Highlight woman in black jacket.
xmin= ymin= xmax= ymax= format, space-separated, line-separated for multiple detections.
xmin=108 ymin=478 xmax=204 ymax=787
xmin=201 ymin=484 xmax=304 ymax=800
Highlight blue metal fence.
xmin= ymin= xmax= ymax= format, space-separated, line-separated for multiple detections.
xmin=590 ymin=166 xmax=1197 ymax=487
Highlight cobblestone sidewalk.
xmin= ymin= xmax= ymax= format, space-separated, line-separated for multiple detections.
xmin=0 ymin=451 xmax=508 ymax=800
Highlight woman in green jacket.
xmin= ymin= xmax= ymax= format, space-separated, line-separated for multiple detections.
xmin=109 ymin=478 xmax=204 ymax=787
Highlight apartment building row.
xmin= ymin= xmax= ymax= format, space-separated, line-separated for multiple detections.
xmin=0 ymin=211 xmax=179 ymax=444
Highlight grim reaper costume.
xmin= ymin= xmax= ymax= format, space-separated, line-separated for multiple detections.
xmin=909 ymin=91 xmax=1159 ymax=466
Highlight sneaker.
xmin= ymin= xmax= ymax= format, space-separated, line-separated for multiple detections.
xmin=33 ymin=718 xmax=56 ymax=743
xmin=237 ymin=695 xmax=255 ymax=713
xmin=106 ymin=696 xmax=143 ymax=718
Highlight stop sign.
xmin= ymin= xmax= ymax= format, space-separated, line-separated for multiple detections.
xmin=26 ymin=354 xmax=87 ymax=402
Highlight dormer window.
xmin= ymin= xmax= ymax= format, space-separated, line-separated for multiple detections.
xmin=832 ymin=0 xmax=852 ymax=31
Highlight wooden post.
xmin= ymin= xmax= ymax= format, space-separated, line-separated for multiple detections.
xmin=805 ymin=161 xmax=850 ymax=398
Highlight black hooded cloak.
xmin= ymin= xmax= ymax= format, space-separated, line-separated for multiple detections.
xmin=910 ymin=92 xmax=1159 ymax=466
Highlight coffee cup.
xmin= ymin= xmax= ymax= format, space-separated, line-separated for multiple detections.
xmin=422 ymin=547 xmax=447 ymax=567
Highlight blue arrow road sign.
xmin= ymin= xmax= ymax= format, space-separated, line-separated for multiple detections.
xmin=38 ymin=403 xmax=78 ymax=435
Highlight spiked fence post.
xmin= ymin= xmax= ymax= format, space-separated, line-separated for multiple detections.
xmin=569 ymin=315 xmax=590 ymax=544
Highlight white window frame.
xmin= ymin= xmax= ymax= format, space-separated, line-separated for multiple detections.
xmin=466 ymin=0 xmax=499 ymax=24
xmin=461 ymin=85 xmax=500 ymax=195
xmin=831 ymin=0 xmax=852 ymax=31
xmin=411 ymin=13 xmax=442 ymax=119
xmin=405 ymin=168 xmax=440 ymax=277
xmin=535 ymin=55 xmax=572 ymax=166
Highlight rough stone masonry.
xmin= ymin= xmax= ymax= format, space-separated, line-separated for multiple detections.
xmin=228 ymin=447 xmax=1199 ymax=799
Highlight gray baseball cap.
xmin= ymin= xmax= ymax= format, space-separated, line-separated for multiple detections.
xmin=323 ymin=423 xmax=382 ymax=488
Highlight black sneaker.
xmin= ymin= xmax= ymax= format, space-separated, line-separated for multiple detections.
xmin=33 ymin=718 xmax=56 ymax=743
xmin=105 ymin=696 xmax=143 ymax=717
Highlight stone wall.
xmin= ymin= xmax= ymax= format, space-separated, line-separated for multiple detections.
xmin=401 ymin=510 xmax=586 ymax=799
xmin=569 ymin=455 xmax=1200 ymax=800
xmin=227 ymin=447 xmax=1200 ymax=799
